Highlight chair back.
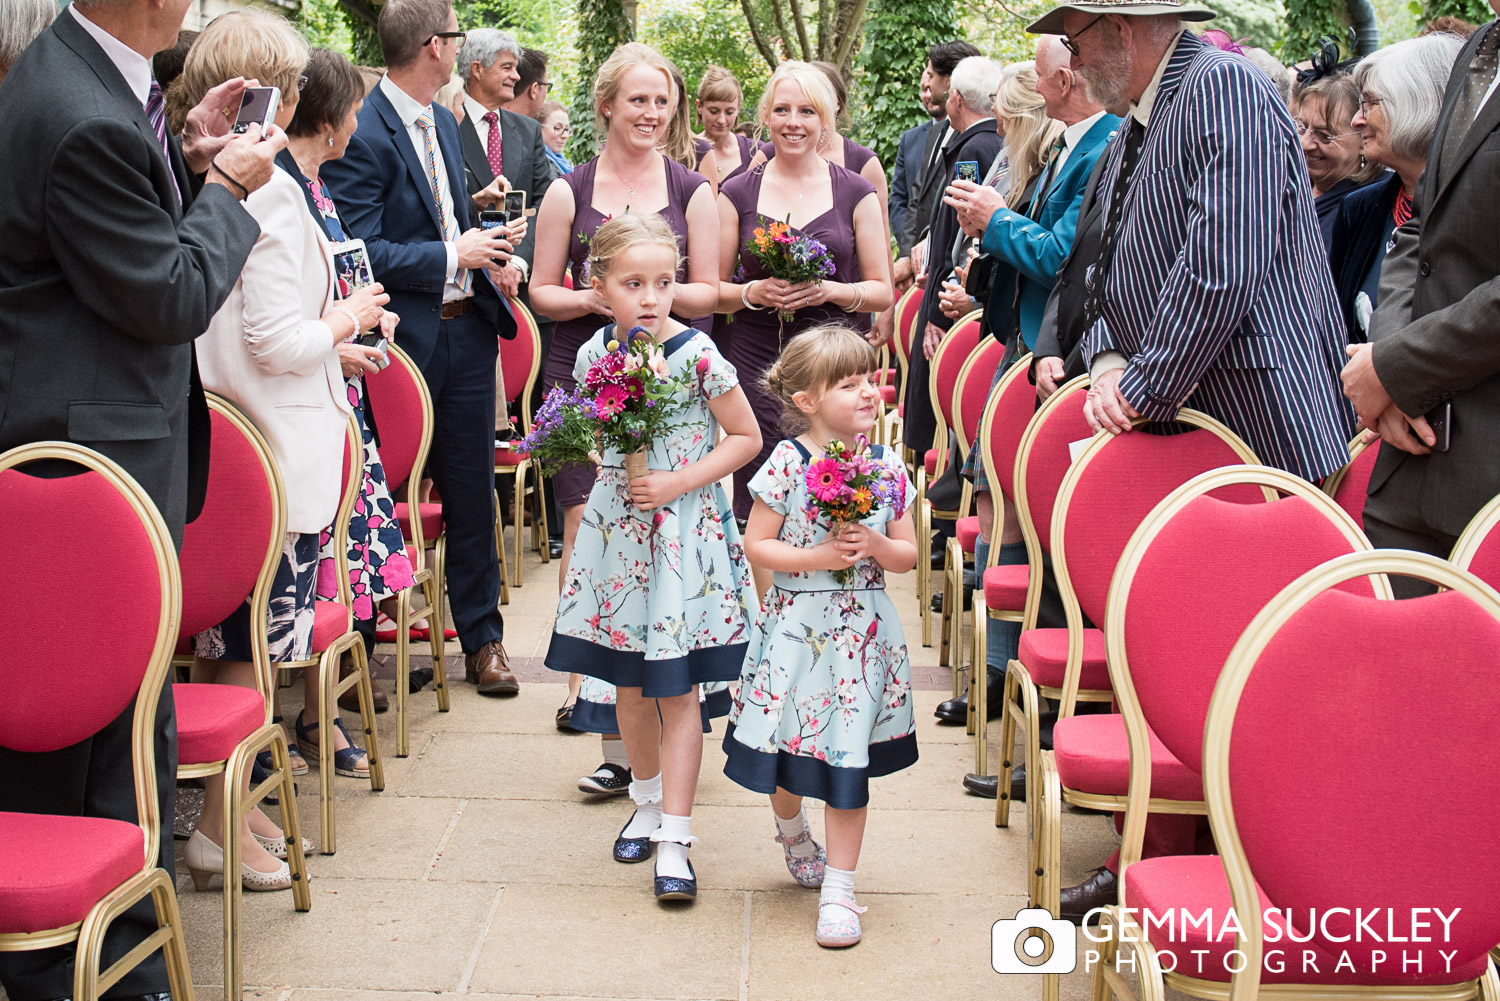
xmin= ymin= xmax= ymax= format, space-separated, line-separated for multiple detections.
xmin=1110 ymin=468 xmax=1379 ymax=783
xmin=1013 ymin=378 xmax=1092 ymax=560
xmin=977 ymin=353 xmax=1037 ymax=506
xmin=1204 ymin=552 xmax=1500 ymax=996
xmin=499 ymin=297 xmax=543 ymax=426
xmin=178 ymin=395 xmax=286 ymax=692
xmin=951 ymin=337 xmax=1005 ymax=464
xmin=325 ymin=416 xmax=362 ymax=615
xmin=0 ymin=442 xmax=180 ymax=866
xmin=362 ymin=344 xmax=434 ymax=495
xmin=926 ymin=311 xmax=982 ymax=438
xmin=1450 ymin=493 xmax=1500 ymax=587
xmin=1323 ymin=433 xmax=1378 ymax=529
xmin=1056 ymin=413 xmax=1262 ymax=632
xmin=892 ymin=285 xmax=922 ymax=370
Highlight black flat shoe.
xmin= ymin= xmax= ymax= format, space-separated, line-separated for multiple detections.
xmin=578 ymin=761 xmax=631 ymax=796
xmin=614 ymin=812 xmax=656 ymax=863
xmin=654 ymin=857 xmax=697 ymax=900
xmin=555 ymin=701 xmax=579 ymax=731
xmin=547 ymin=538 xmax=564 ymax=559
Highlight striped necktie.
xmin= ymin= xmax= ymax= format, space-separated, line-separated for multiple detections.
xmin=1028 ymin=133 xmax=1068 ymax=217
xmin=416 ymin=110 xmax=470 ymax=295
xmin=145 ymin=79 xmax=182 ymax=207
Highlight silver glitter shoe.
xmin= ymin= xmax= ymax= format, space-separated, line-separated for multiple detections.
xmin=774 ymin=829 xmax=826 ymax=888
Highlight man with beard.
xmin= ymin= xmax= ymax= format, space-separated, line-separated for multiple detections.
xmin=1025 ymin=0 xmax=1353 ymax=921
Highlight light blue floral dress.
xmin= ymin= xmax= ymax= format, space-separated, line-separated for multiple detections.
xmin=722 ymin=439 xmax=919 ymax=809
xmin=546 ymin=326 xmax=755 ymax=705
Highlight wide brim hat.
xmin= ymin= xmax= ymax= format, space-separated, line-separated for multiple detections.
xmin=1026 ymin=1 xmax=1217 ymax=35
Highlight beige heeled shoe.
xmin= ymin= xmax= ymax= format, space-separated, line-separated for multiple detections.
xmin=185 ymin=829 xmax=292 ymax=892
xmin=252 ymin=829 xmax=313 ymax=860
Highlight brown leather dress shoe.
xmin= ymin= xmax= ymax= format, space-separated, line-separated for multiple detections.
xmin=337 ymin=653 xmax=389 ymax=713
xmin=1058 ymin=866 xmax=1117 ymax=925
xmin=465 ymin=640 xmax=519 ymax=696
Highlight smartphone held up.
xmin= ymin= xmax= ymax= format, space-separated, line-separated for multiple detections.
xmin=233 ymin=86 xmax=281 ymax=137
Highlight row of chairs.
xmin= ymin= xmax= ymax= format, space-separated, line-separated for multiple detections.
xmin=0 ymin=298 xmax=555 ymax=1001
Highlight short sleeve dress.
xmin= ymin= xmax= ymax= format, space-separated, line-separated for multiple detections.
xmin=546 ymin=326 xmax=756 ymax=709
xmin=721 ymin=439 xmax=919 ymax=809
xmin=719 ymin=161 xmax=876 ymax=521
xmin=543 ymin=155 xmax=710 ymax=508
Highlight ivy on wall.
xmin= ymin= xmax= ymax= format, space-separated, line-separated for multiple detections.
xmin=852 ymin=0 xmax=957 ymax=179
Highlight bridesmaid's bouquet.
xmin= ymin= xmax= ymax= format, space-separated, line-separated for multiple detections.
xmin=804 ymin=434 xmax=907 ymax=586
xmin=747 ymin=216 xmax=836 ymax=323
xmin=522 ymin=327 xmax=700 ymax=479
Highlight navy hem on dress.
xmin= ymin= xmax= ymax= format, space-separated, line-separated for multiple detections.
xmin=569 ymin=685 xmax=733 ymax=736
xmin=545 ymin=632 xmax=747 ymax=697
xmin=720 ymin=722 xmax=919 ymax=810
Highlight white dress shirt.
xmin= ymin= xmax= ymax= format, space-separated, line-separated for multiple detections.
xmin=69 ymin=5 xmax=150 ymax=105
xmin=380 ymin=75 xmax=464 ymax=301
xmin=1054 ymin=109 xmax=1107 ymax=177
xmin=463 ymin=94 xmax=501 ymax=158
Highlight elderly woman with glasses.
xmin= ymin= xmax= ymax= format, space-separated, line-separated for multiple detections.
xmin=535 ymin=98 xmax=573 ymax=174
xmin=1328 ymin=32 xmax=1465 ymax=342
xmin=1291 ymin=72 xmax=1382 ymax=251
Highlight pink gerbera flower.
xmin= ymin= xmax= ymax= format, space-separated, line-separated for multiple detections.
xmin=805 ymin=457 xmax=844 ymax=503
xmin=595 ymin=384 xmax=628 ymax=419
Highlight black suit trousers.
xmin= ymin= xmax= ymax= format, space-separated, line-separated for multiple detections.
xmin=424 ymin=309 xmax=505 ymax=652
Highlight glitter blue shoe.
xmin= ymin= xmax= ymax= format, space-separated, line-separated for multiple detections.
xmin=774 ymin=829 xmax=826 ymax=888
xmin=653 ymin=856 xmax=697 ymax=901
xmin=613 ymin=812 xmax=656 ymax=864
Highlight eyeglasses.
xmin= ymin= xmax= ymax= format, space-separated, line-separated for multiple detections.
xmin=1061 ymin=15 xmax=1105 ymax=57
xmin=297 ymin=74 xmax=308 ymax=91
xmin=549 ymin=122 xmax=571 ymax=135
xmin=1358 ymin=94 xmax=1383 ymax=114
xmin=538 ymin=81 xmax=554 ymax=93
xmin=1294 ymin=120 xmax=1358 ymax=145
xmin=428 ymin=31 xmax=466 ymax=50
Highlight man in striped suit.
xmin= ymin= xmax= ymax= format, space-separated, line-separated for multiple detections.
xmin=1024 ymin=0 xmax=1354 ymax=922
xmin=1036 ymin=0 xmax=1353 ymax=488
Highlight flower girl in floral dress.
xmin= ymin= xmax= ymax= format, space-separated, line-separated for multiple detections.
xmin=544 ymin=213 xmax=761 ymax=900
xmin=722 ymin=325 xmax=919 ymax=947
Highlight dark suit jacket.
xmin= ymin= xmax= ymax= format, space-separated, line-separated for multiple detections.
xmin=918 ymin=117 xmax=1003 ymax=335
xmin=890 ymin=119 xmax=935 ymax=256
xmin=1328 ymin=170 xmax=1401 ymax=345
xmin=0 ymin=13 xmax=258 ymax=542
xmin=458 ymin=105 xmax=554 ymax=271
xmin=903 ymin=117 xmax=952 ymax=253
xmin=320 ymin=83 xmax=515 ymax=373
xmin=1367 ymin=19 xmax=1500 ymax=534
xmin=1033 ymin=134 xmax=1116 ymax=382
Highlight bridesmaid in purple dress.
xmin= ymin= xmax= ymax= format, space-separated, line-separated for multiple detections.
xmin=716 ymin=61 xmax=894 ymax=546
xmin=530 ymin=42 xmax=719 ymax=583
xmin=694 ymin=66 xmax=771 ymax=191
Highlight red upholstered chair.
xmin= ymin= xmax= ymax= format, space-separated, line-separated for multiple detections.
xmin=0 ymin=443 xmax=194 ymax=1001
xmin=173 ymin=396 xmax=311 ymax=1001
xmin=914 ymin=310 xmax=982 ymax=646
xmin=1099 ymin=551 xmax=1500 ymax=1001
xmin=362 ymin=343 xmax=450 ymax=757
xmin=275 ymin=418 xmax=385 ymax=852
xmin=961 ymin=353 xmax=1040 ymax=741
xmin=1078 ymin=468 xmax=1379 ymax=1001
xmin=936 ymin=335 xmax=1006 ymax=671
xmin=887 ymin=285 xmax=924 ymax=456
xmin=493 ymin=296 xmax=549 ymax=589
xmin=1452 ymin=493 xmax=1500 ymax=586
xmin=1322 ymin=432 xmax=1379 ymax=529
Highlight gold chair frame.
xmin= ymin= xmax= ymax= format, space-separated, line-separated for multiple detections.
xmin=0 ymin=442 xmax=194 ymax=1001
xmin=1449 ymin=491 xmax=1500 ymax=571
xmin=493 ymin=295 xmax=551 ymax=591
xmin=1091 ymin=551 xmax=1500 ymax=1001
xmin=885 ymin=284 xmax=922 ymax=457
xmin=1320 ymin=431 xmax=1376 ymax=503
xmin=175 ymin=397 xmax=313 ymax=1001
xmin=378 ymin=343 xmax=450 ymax=758
xmin=914 ymin=308 xmax=983 ymax=647
xmin=1088 ymin=467 xmax=1382 ymax=1001
xmin=276 ymin=417 xmax=385 ymax=854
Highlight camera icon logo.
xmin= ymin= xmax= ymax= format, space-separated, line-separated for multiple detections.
xmin=992 ymin=908 xmax=1078 ymax=975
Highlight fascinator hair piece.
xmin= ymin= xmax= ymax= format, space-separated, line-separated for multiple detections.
xmin=1296 ymin=33 xmax=1360 ymax=85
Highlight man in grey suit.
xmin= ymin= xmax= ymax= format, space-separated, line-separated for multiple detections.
xmin=1344 ymin=4 xmax=1500 ymax=590
xmin=0 ymin=0 xmax=281 ymax=995
xmin=889 ymin=63 xmax=946 ymax=258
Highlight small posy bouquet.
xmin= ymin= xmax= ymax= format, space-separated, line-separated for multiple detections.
xmin=804 ymin=434 xmax=908 ymax=586
xmin=747 ymin=216 xmax=836 ymax=323
xmin=521 ymin=326 xmax=699 ymax=479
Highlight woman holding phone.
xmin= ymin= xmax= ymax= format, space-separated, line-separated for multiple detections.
xmin=176 ymin=12 xmax=395 ymax=891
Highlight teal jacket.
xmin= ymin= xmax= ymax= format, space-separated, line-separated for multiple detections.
xmin=980 ymin=113 xmax=1120 ymax=348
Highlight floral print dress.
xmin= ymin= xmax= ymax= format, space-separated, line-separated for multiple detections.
xmin=546 ymin=326 xmax=755 ymax=703
xmin=722 ymin=440 xmax=919 ymax=810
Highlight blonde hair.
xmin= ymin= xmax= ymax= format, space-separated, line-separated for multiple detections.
xmin=593 ymin=42 xmax=679 ymax=142
xmin=661 ymin=58 xmax=698 ymax=168
xmin=696 ymin=65 xmax=742 ymax=106
xmin=993 ymin=61 xmax=1063 ymax=208
xmin=586 ymin=212 xmax=683 ymax=286
xmin=435 ymin=73 xmax=466 ymax=123
xmin=754 ymin=60 xmax=837 ymax=144
xmin=763 ymin=325 xmax=877 ymax=430
xmin=166 ymin=9 xmax=308 ymax=134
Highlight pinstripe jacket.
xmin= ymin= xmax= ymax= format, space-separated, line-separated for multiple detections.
xmin=1081 ymin=32 xmax=1353 ymax=481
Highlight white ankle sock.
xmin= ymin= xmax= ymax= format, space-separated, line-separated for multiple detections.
xmin=820 ymin=865 xmax=856 ymax=906
xmin=622 ymin=772 xmax=663 ymax=839
xmin=653 ymin=812 xmax=695 ymax=880
xmin=773 ymin=806 xmax=817 ymax=858
xmin=602 ymin=737 xmax=630 ymax=769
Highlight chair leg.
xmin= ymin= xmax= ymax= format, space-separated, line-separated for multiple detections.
xmin=317 ymin=648 xmax=338 ymax=854
xmin=995 ymin=662 xmax=1023 ymax=828
xmin=492 ymin=487 xmax=510 ymax=606
xmin=916 ymin=500 xmax=932 ymax=646
xmin=152 ymin=874 xmax=197 ymax=1001
xmin=512 ymin=462 xmax=527 ymax=587
xmin=534 ymin=460 xmax=551 ymax=564
xmin=221 ymin=752 xmax=243 ymax=1000
xmin=1091 ymin=907 xmax=1121 ymax=1001
xmin=349 ymin=639 xmax=385 ymax=793
xmin=973 ymin=645 xmax=988 ymax=775
xmin=431 ymin=538 xmax=450 ymax=712
xmin=937 ymin=545 xmax=953 ymax=669
xmin=395 ymin=586 xmax=411 ymax=757
xmin=73 ymin=869 xmax=196 ymax=1001
xmin=267 ymin=730 xmax=312 ymax=912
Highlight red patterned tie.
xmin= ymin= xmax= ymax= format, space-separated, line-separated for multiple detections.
xmin=483 ymin=110 xmax=503 ymax=181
